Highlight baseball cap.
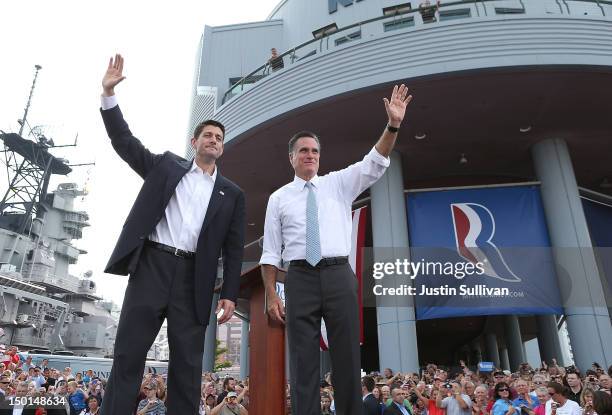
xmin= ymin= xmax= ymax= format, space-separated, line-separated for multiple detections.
xmin=227 ymin=392 xmax=238 ymax=398
xmin=502 ymin=370 xmax=511 ymax=376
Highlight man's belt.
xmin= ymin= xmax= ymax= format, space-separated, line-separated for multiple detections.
xmin=145 ymin=240 xmax=195 ymax=259
xmin=289 ymin=256 xmax=348 ymax=268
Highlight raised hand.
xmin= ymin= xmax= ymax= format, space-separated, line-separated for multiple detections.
xmin=383 ymin=84 xmax=413 ymax=127
xmin=102 ymin=54 xmax=126 ymax=96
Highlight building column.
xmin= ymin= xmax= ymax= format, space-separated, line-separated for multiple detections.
xmin=532 ymin=138 xmax=612 ymax=369
xmin=240 ymin=320 xmax=249 ymax=379
xmin=471 ymin=339 xmax=483 ymax=364
xmin=485 ymin=333 xmax=500 ymax=368
xmin=499 ymin=348 xmax=510 ymax=371
xmin=371 ymin=151 xmax=419 ymax=373
xmin=504 ymin=315 xmax=525 ymax=371
xmin=536 ymin=315 xmax=563 ymax=365
xmin=203 ymin=293 xmax=219 ymax=372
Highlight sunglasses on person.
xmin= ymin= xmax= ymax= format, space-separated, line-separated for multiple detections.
xmin=0 ymin=381 xmax=10 ymax=385
xmin=498 ymin=388 xmax=509 ymax=392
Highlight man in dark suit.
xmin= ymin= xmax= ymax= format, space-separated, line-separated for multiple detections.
xmin=383 ymin=387 xmax=412 ymax=415
xmin=363 ymin=376 xmax=383 ymax=415
xmin=98 ymin=54 xmax=245 ymax=415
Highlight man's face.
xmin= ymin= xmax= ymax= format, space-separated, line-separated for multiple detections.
xmin=566 ymin=374 xmax=580 ymax=388
xmin=0 ymin=379 xmax=9 ymax=390
xmin=384 ymin=368 xmax=392 ymax=378
xmin=547 ymin=388 xmax=561 ymax=404
xmin=16 ymin=385 xmax=28 ymax=397
xmin=226 ymin=395 xmax=238 ymax=408
xmin=289 ymin=137 xmax=319 ymax=179
xmin=494 ymin=373 xmax=505 ymax=384
xmin=393 ymin=389 xmax=406 ymax=404
xmin=381 ymin=386 xmax=390 ymax=398
xmin=599 ymin=375 xmax=610 ymax=389
xmin=228 ymin=379 xmax=236 ymax=391
xmin=192 ymin=125 xmax=224 ymax=161
xmin=515 ymin=381 xmax=528 ymax=394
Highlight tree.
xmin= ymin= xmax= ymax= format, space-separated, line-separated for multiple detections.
xmin=214 ymin=339 xmax=232 ymax=372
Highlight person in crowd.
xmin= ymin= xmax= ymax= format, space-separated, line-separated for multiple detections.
xmin=566 ymin=372 xmax=584 ymax=404
xmin=67 ymin=381 xmax=88 ymax=415
xmin=80 ymin=396 xmax=100 ymax=415
xmin=136 ymin=381 xmax=166 ymax=415
xmin=546 ymin=382 xmax=581 ymax=415
xmin=363 ymin=376 xmax=383 ymax=415
xmin=580 ymin=388 xmax=597 ymax=415
xmin=321 ymin=392 xmax=333 ymax=415
xmin=464 ymin=383 xmax=476 ymax=402
xmin=598 ymin=375 xmax=611 ymax=395
xmin=201 ymin=394 xmax=217 ymax=415
xmin=514 ymin=380 xmax=539 ymax=409
xmin=491 ymin=372 xmax=518 ymax=401
xmin=492 ymin=382 xmax=517 ymax=415
xmin=384 ymin=386 xmax=411 ymax=415
xmin=217 ymin=377 xmax=236 ymax=405
xmin=534 ymin=387 xmax=551 ymax=415
xmin=210 ymin=391 xmax=247 ymax=415
xmin=472 ymin=385 xmax=489 ymax=415
xmin=437 ymin=381 xmax=472 ymax=415
xmin=592 ymin=391 xmax=611 ymax=415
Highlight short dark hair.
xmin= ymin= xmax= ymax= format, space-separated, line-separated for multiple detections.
xmin=223 ymin=377 xmax=235 ymax=390
xmin=87 ymin=396 xmax=98 ymax=403
xmin=547 ymin=381 xmax=568 ymax=397
xmin=194 ymin=120 xmax=225 ymax=139
xmin=593 ymin=390 xmax=612 ymax=415
xmin=362 ymin=376 xmax=375 ymax=392
xmin=288 ymin=131 xmax=320 ymax=153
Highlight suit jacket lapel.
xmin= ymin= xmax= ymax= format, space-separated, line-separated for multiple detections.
xmin=200 ymin=174 xmax=228 ymax=236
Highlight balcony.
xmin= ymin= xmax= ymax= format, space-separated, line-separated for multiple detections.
xmin=216 ymin=0 xmax=612 ymax=142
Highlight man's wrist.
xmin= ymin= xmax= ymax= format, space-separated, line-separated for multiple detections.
xmin=102 ymin=88 xmax=115 ymax=97
xmin=387 ymin=121 xmax=401 ymax=130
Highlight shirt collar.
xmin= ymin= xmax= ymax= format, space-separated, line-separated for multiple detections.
xmin=191 ymin=160 xmax=218 ymax=181
xmin=292 ymin=174 xmax=319 ymax=189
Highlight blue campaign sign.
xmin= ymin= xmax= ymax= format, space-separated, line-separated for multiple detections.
xmin=582 ymin=198 xmax=612 ymax=298
xmin=406 ymin=185 xmax=562 ymax=320
xmin=478 ymin=362 xmax=495 ymax=372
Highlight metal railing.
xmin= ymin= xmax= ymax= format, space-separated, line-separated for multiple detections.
xmin=221 ymin=0 xmax=610 ymax=104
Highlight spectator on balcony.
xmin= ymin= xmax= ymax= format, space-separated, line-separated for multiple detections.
xmin=269 ymin=48 xmax=284 ymax=72
xmin=419 ymin=0 xmax=441 ymax=23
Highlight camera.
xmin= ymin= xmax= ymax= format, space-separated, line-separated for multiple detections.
xmin=444 ymin=383 xmax=453 ymax=389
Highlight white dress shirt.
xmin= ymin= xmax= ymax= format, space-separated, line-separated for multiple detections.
xmin=260 ymin=147 xmax=390 ymax=267
xmin=102 ymin=95 xmax=216 ymax=252
xmin=545 ymin=399 xmax=581 ymax=415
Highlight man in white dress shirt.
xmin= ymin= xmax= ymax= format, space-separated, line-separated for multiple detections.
xmin=260 ymin=85 xmax=413 ymax=415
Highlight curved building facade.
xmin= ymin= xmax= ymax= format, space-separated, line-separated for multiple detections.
xmin=189 ymin=0 xmax=612 ymax=373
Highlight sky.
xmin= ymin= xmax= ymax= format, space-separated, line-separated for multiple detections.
xmin=0 ymin=0 xmax=280 ymax=307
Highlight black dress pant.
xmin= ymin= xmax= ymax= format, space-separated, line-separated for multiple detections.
xmin=285 ymin=262 xmax=362 ymax=415
xmin=101 ymin=246 xmax=206 ymax=415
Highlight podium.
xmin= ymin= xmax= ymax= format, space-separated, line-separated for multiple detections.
xmin=235 ymin=265 xmax=286 ymax=415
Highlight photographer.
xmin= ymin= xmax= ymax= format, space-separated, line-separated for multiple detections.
xmin=437 ymin=381 xmax=472 ymax=415
xmin=136 ymin=381 xmax=166 ymax=415
xmin=210 ymin=392 xmax=247 ymax=415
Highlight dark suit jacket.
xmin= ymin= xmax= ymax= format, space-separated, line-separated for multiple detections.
xmin=100 ymin=105 xmax=245 ymax=325
xmin=364 ymin=393 xmax=383 ymax=415
xmin=383 ymin=402 xmax=410 ymax=415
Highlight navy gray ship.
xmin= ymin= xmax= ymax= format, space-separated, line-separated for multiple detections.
xmin=0 ymin=65 xmax=118 ymax=358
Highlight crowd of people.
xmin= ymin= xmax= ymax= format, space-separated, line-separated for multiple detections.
xmin=0 ymin=343 xmax=610 ymax=415
xmin=357 ymin=361 xmax=611 ymax=415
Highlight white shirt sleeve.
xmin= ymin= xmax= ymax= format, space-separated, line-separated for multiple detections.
xmin=259 ymin=194 xmax=283 ymax=268
xmin=101 ymin=94 xmax=118 ymax=110
xmin=330 ymin=146 xmax=390 ymax=202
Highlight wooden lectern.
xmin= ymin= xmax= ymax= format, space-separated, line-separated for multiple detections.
xmin=235 ymin=265 xmax=286 ymax=415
